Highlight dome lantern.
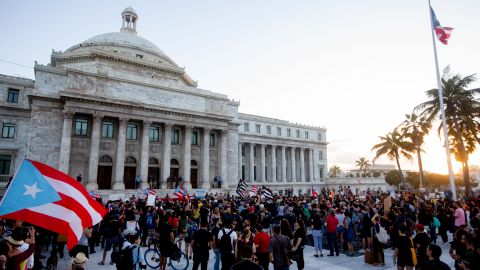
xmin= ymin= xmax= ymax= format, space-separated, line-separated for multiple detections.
xmin=121 ymin=7 xmax=138 ymax=34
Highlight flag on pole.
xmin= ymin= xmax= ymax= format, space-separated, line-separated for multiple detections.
xmin=431 ymin=7 xmax=453 ymax=45
xmin=311 ymin=186 xmax=318 ymax=197
xmin=236 ymin=179 xmax=247 ymax=199
xmin=261 ymin=185 xmax=273 ymax=201
xmin=0 ymin=160 xmax=106 ymax=249
xmin=173 ymin=185 xmax=185 ymax=199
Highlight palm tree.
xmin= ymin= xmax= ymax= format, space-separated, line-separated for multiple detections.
xmin=355 ymin=157 xmax=371 ymax=176
xmin=415 ymin=67 xmax=480 ymax=194
xmin=329 ymin=165 xmax=342 ymax=178
xmin=371 ymin=129 xmax=415 ymax=188
xmin=398 ymin=113 xmax=431 ymax=188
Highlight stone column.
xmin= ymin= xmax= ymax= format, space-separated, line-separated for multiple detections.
xmin=300 ymin=148 xmax=306 ymax=182
xmin=201 ymin=127 xmax=211 ymax=189
xmin=139 ymin=121 xmax=151 ymax=189
xmin=270 ymin=145 xmax=277 ymax=182
xmin=249 ymin=144 xmax=255 ymax=182
xmin=308 ymin=148 xmax=314 ymax=182
xmin=290 ymin=147 xmax=296 ymax=182
xmin=86 ymin=115 xmax=101 ymax=190
xmin=161 ymin=123 xmax=172 ymax=189
xmin=238 ymin=143 xmax=243 ymax=179
xmin=182 ymin=125 xmax=192 ymax=190
xmin=259 ymin=144 xmax=266 ymax=182
xmin=219 ymin=129 xmax=228 ymax=188
xmin=281 ymin=146 xmax=287 ymax=182
xmin=113 ymin=118 xmax=127 ymax=190
xmin=59 ymin=111 xmax=73 ymax=174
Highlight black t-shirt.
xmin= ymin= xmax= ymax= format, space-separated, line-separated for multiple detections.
xmin=414 ymin=232 xmax=430 ymax=261
xmin=422 ymin=260 xmax=451 ymax=270
xmin=230 ymin=259 xmax=264 ymax=270
xmin=192 ymin=228 xmax=212 ymax=254
xmin=107 ymin=220 xmax=121 ymax=238
xmin=294 ymin=228 xmax=306 ymax=248
xmin=158 ymin=223 xmax=173 ymax=244
xmin=312 ymin=213 xmax=323 ymax=230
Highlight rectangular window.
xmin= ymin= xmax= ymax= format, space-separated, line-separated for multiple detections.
xmin=318 ymin=133 xmax=322 ymax=141
xmin=266 ymin=126 xmax=271 ymax=134
xmin=1 ymin=123 xmax=15 ymax=139
xmin=254 ymin=166 xmax=257 ymax=181
xmin=296 ymin=130 xmax=300 ymax=138
xmin=0 ymin=155 xmax=11 ymax=175
xmin=277 ymin=127 xmax=282 ymax=136
xmin=254 ymin=146 xmax=257 ymax=157
xmin=287 ymin=129 xmax=291 ymax=137
xmin=241 ymin=146 xmax=245 ymax=156
xmin=171 ymin=129 xmax=180 ymax=144
xmin=126 ymin=124 xmax=137 ymax=140
xmin=74 ymin=119 xmax=88 ymax=136
xmin=319 ymin=165 xmax=324 ymax=179
xmin=191 ymin=131 xmax=198 ymax=145
xmin=305 ymin=131 xmax=309 ymax=139
xmin=149 ymin=127 xmax=159 ymax=142
xmin=102 ymin=122 xmax=113 ymax=138
xmin=7 ymin=88 xmax=19 ymax=103
xmin=209 ymin=133 xmax=215 ymax=147
xmin=319 ymin=151 xmax=323 ymax=160
xmin=244 ymin=123 xmax=249 ymax=132
xmin=255 ymin=124 xmax=261 ymax=133
xmin=242 ymin=165 xmax=245 ymax=179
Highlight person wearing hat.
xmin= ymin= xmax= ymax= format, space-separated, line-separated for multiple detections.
xmin=414 ymin=223 xmax=430 ymax=269
xmin=71 ymin=252 xmax=88 ymax=269
xmin=6 ymin=226 xmax=36 ymax=270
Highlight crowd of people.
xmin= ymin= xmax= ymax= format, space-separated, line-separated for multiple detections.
xmin=0 ymin=185 xmax=480 ymax=270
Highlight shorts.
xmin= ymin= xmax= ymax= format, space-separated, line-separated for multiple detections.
xmin=104 ymin=237 xmax=117 ymax=251
xmin=337 ymin=226 xmax=344 ymax=233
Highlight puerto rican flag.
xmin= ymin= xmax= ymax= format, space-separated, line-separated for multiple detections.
xmin=431 ymin=7 xmax=453 ymax=45
xmin=148 ymin=188 xmax=156 ymax=196
xmin=251 ymin=185 xmax=257 ymax=194
xmin=0 ymin=160 xmax=106 ymax=249
xmin=173 ymin=185 xmax=185 ymax=199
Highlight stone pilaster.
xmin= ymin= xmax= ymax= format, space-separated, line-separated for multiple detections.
xmin=219 ymin=129 xmax=228 ymax=187
xmin=238 ymin=143 xmax=243 ymax=179
xmin=300 ymin=148 xmax=305 ymax=182
xmin=59 ymin=111 xmax=73 ymax=174
xmin=86 ymin=115 xmax=101 ymax=190
xmin=182 ymin=125 xmax=192 ymax=190
xmin=281 ymin=146 xmax=286 ymax=182
xmin=139 ymin=121 xmax=151 ymax=189
xmin=291 ymin=147 xmax=296 ymax=182
xmin=270 ymin=145 xmax=277 ymax=182
xmin=113 ymin=118 xmax=127 ymax=190
xmin=249 ymin=143 xmax=255 ymax=182
xmin=259 ymin=144 xmax=266 ymax=182
xmin=308 ymin=148 xmax=314 ymax=182
xmin=201 ymin=127 xmax=211 ymax=189
xmin=161 ymin=123 xmax=172 ymax=189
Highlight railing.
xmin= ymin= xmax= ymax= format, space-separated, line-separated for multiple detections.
xmin=0 ymin=175 xmax=11 ymax=188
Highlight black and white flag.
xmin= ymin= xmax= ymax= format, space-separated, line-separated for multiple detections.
xmin=236 ymin=179 xmax=247 ymax=199
xmin=261 ymin=185 xmax=273 ymax=201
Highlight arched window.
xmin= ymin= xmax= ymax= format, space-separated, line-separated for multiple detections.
xmin=125 ymin=156 xmax=136 ymax=164
xmin=191 ymin=160 xmax=198 ymax=166
xmin=170 ymin=159 xmax=179 ymax=165
xmin=149 ymin=157 xmax=158 ymax=164
xmin=99 ymin=155 xmax=113 ymax=163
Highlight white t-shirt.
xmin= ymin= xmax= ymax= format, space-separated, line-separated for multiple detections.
xmin=217 ymin=228 xmax=238 ymax=253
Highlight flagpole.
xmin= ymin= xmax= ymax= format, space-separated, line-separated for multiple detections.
xmin=427 ymin=0 xmax=457 ymax=200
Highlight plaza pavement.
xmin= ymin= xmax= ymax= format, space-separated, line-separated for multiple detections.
xmin=41 ymin=238 xmax=455 ymax=270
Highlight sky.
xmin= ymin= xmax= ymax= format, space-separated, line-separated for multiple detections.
xmin=1 ymin=0 xmax=480 ymax=174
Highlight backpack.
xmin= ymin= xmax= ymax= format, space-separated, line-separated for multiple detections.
xmin=112 ymin=244 xmax=139 ymax=270
xmin=219 ymin=228 xmax=233 ymax=256
xmin=376 ymin=226 xmax=389 ymax=244
xmin=146 ymin=213 xmax=155 ymax=230
xmin=432 ymin=217 xmax=441 ymax=228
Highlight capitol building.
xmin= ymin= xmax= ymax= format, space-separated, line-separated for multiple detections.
xmin=0 ymin=8 xmax=386 ymax=196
